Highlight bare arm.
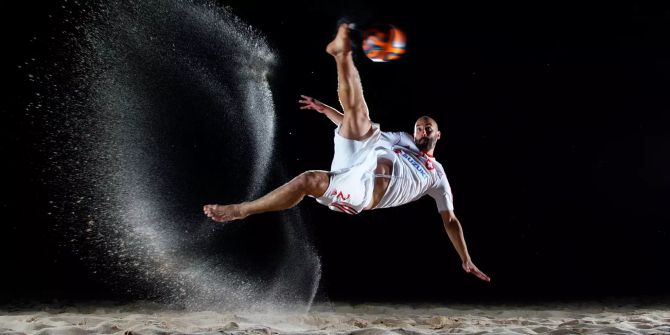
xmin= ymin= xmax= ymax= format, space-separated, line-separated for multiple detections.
xmin=298 ymin=95 xmax=344 ymax=126
xmin=441 ymin=210 xmax=491 ymax=282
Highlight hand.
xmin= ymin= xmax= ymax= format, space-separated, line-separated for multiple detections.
xmin=462 ymin=259 xmax=491 ymax=282
xmin=298 ymin=95 xmax=325 ymax=113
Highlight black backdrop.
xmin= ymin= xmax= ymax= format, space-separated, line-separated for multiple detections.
xmin=1 ymin=1 xmax=669 ymax=304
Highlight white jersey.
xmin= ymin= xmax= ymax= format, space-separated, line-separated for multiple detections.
xmin=373 ymin=131 xmax=454 ymax=212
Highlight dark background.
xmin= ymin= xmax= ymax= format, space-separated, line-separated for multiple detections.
xmin=2 ymin=1 xmax=669 ymax=305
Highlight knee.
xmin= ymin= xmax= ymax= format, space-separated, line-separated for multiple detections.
xmin=297 ymin=171 xmax=330 ymax=196
xmin=339 ymin=120 xmax=373 ymax=140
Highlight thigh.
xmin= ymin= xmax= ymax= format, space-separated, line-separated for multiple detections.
xmin=331 ymin=123 xmax=381 ymax=171
xmin=338 ymin=116 xmax=373 ymax=140
xmin=314 ymin=166 xmax=374 ymax=214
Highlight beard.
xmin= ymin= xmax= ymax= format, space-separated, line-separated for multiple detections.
xmin=415 ymin=137 xmax=437 ymax=152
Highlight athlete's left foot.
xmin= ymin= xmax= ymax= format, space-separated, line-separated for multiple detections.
xmin=203 ymin=203 xmax=247 ymax=222
xmin=326 ymin=23 xmax=353 ymax=57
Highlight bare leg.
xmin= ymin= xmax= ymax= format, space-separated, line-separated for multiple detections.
xmin=203 ymin=171 xmax=330 ymax=222
xmin=326 ymin=24 xmax=373 ymax=140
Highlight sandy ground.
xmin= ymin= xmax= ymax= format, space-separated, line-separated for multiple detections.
xmin=1 ymin=303 xmax=669 ymax=335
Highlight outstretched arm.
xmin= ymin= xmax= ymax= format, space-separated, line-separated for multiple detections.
xmin=298 ymin=95 xmax=344 ymax=126
xmin=441 ymin=210 xmax=491 ymax=282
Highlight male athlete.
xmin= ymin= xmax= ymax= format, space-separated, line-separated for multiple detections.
xmin=204 ymin=23 xmax=490 ymax=282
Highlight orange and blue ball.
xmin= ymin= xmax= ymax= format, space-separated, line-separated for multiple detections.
xmin=362 ymin=25 xmax=406 ymax=62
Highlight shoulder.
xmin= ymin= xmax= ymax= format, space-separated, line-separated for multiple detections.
xmin=432 ymin=158 xmax=446 ymax=172
xmin=433 ymin=159 xmax=446 ymax=172
xmin=399 ymin=132 xmax=413 ymax=141
xmin=380 ymin=130 xmax=410 ymax=138
xmin=431 ymin=160 xmax=450 ymax=186
xmin=381 ymin=131 xmax=412 ymax=144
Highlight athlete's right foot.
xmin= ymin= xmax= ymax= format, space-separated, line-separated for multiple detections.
xmin=203 ymin=203 xmax=246 ymax=223
xmin=326 ymin=23 xmax=353 ymax=57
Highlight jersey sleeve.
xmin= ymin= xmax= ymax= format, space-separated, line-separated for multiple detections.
xmin=397 ymin=132 xmax=417 ymax=149
xmin=427 ymin=173 xmax=454 ymax=212
xmin=380 ymin=131 xmax=401 ymax=145
xmin=381 ymin=131 xmax=418 ymax=149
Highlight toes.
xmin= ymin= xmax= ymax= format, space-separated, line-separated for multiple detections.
xmin=203 ymin=204 xmax=237 ymax=223
xmin=212 ymin=215 xmax=227 ymax=223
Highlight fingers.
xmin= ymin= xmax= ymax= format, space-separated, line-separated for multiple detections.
xmin=472 ymin=268 xmax=491 ymax=282
xmin=469 ymin=265 xmax=491 ymax=282
xmin=463 ymin=261 xmax=491 ymax=282
xmin=298 ymin=95 xmax=318 ymax=108
xmin=298 ymin=99 xmax=313 ymax=108
xmin=298 ymin=103 xmax=317 ymax=111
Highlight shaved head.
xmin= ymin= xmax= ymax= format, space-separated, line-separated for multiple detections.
xmin=416 ymin=116 xmax=438 ymax=130
xmin=413 ymin=116 xmax=441 ymax=153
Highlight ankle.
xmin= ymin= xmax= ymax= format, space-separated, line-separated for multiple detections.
xmin=331 ymin=50 xmax=353 ymax=60
xmin=237 ymin=202 xmax=250 ymax=219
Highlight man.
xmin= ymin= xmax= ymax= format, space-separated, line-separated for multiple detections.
xmin=204 ymin=23 xmax=490 ymax=282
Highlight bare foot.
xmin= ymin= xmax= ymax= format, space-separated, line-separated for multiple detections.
xmin=326 ymin=23 xmax=352 ymax=56
xmin=203 ymin=203 xmax=247 ymax=222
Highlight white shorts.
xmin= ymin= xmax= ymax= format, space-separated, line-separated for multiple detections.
xmin=314 ymin=123 xmax=381 ymax=215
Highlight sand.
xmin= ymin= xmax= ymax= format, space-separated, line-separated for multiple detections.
xmin=1 ymin=302 xmax=669 ymax=335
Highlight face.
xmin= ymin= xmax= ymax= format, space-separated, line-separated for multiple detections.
xmin=414 ymin=117 xmax=441 ymax=152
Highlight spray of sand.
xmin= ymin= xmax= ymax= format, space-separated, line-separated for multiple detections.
xmin=26 ymin=0 xmax=320 ymax=311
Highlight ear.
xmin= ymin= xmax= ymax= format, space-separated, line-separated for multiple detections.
xmin=436 ymin=130 xmax=441 ymax=140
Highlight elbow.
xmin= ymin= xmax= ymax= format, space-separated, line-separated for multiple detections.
xmin=441 ymin=211 xmax=460 ymax=229
xmin=441 ymin=211 xmax=458 ymax=225
xmin=444 ymin=219 xmax=459 ymax=231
